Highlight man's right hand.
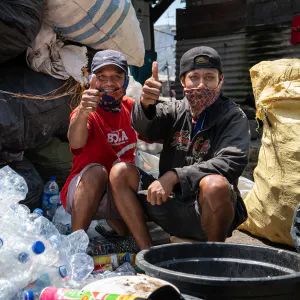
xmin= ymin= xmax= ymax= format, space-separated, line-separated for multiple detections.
xmin=79 ymin=74 xmax=100 ymax=117
xmin=141 ymin=61 xmax=162 ymax=109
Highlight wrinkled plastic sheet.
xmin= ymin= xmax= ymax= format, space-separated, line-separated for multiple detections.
xmin=0 ymin=0 xmax=44 ymax=63
xmin=135 ymin=150 xmax=159 ymax=179
xmin=0 ymin=62 xmax=71 ymax=151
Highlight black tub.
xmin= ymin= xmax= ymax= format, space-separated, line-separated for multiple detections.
xmin=136 ymin=242 xmax=300 ymax=299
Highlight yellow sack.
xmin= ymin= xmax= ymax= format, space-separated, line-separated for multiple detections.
xmin=239 ymin=59 xmax=300 ymax=246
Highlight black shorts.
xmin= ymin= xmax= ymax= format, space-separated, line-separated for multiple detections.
xmin=136 ymin=167 xmax=237 ymax=241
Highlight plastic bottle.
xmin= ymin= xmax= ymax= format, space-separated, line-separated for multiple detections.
xmin=42 ymin=176 xmax=59 ymax=220
xmin=0 ymin=237 xmax=46 ymax=274
xmin=14 ymin=290 xmax=39 ymax=300
xmin=52 ymin=206 xmax=72 ymax=235
xmin=28 ymin=208 xmax=44 ymax=222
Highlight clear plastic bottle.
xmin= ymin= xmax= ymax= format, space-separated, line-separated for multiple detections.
xmin=14 ymin=290 xmax=39 ymax=300
xmin=28 ymin=208 xmax=44 ymax=222
xmin=42 ymin=176 xmax=59 ymax=220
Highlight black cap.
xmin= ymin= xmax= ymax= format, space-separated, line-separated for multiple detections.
xmin=180 ymin=46 xmax=222 ymax=77
xmin=92 ymin=50 xmax=128 ymax=75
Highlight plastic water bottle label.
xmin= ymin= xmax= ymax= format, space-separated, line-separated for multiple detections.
xmin=42 ymin=192 xmax=59 ymax=207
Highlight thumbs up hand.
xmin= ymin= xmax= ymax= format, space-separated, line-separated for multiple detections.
xmin=141 ymin=61 xmax=162 ymax=109
xmin=79 ymin=74 xmax=100 ymax=117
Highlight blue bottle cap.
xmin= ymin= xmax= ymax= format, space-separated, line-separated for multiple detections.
xmin=32 ymin=241 xmax=45 ymax=254
xmin=33 ymin=208 xmax=44 ymax=216
xmin=0 ymin=238 xmax=3 ymax=248
xmin=59 ymin=265 xmax=68 ymax=278
xmin=23 ymin=290 xmax=34 ymax=300
xmin=50 ymin=176 xmax=56 ymax=181
xmin=18 ymin=252 xmax=29 ymax=263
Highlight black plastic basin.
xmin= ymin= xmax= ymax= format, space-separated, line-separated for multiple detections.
xmin=136 ymin=242 xmax=300 ymax=299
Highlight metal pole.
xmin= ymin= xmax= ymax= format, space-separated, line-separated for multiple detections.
xmin=166 ymin=61 xmax=172 ymax=100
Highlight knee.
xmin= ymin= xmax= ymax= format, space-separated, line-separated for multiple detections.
xmin=81 ymin=166 xmax=108 ymax=187
xmin=109 ymin=162 xmax=138 ymax=187
xmin=199 ymin=175 xmax=232 ymax=213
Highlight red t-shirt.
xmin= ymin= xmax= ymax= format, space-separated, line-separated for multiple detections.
xmin=60 ymin=96 xmax=137 ymax=207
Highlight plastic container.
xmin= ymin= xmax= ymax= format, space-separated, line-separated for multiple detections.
xmin=83 ymin=275 xmax=181 ymax=299
xmin=136 ymin=242 xmax=300 ymax=299
xmin=40 ymin=287 xmax=143 ymax=300
xmin=93 ymin=253 xmax=136 ymax=269
xmin=52 ymin=205 xmax=72 ymax=235
xmin=42 ymin=176 xmax=59 ymax=220
xmin=28 ymin=208 xmax=44 ymax=222
xmin=15 ymin=290 xmax=38 ymax=300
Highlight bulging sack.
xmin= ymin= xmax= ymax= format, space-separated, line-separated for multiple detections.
xmin=239 ymin=59 xmax=300 ymax=246
xmin=44 ymin=0 xmax=145 ymax=67
xmin=0 ymin=60 xmax=74 ymax=151
xmin=0 ymin=0 xmax=44 ymax=63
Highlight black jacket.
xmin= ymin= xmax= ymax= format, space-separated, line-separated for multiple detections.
xmin=132 ymin=95 xmax=250 ymax=226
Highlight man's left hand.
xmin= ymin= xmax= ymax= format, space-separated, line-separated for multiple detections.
xmin=147 ymin=171 xmax=179 ymax=206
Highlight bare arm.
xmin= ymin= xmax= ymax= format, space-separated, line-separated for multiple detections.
xmin=67 ymin=110 xmax=89 ymax=149
xmin=68 ymin=74 xmax=100 ymax=149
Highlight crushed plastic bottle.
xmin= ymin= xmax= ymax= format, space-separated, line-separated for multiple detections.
xmin=28 ymin=209 xmax=43 ymax=222
xmin=52 ymin=205 xmax=71 ymax=235
xmin=14 ymin=290 xmax=39 ymax=300
xmin=42 ymin=176 xmax=59 ymax=220
xmin=0 ymin=167 xmax=95 ymax=299
xmin=0 ymin=166 xmax=28 ymax=214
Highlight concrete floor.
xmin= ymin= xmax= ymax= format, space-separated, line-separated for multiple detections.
xmin=226 ymin=229 xmax=296 ymax=252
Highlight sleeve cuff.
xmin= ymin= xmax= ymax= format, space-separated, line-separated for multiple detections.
xmin=173 ymin=167 xmax=193 ymax=198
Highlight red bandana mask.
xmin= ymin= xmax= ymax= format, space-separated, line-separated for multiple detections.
xmin=184 ymin=80 xmax=223 ymax=120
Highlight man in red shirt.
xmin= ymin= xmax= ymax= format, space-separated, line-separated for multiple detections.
xmin=60 ymin=50 xmax=137 ymax=235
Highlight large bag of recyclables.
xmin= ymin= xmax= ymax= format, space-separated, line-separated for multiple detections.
xmin=0 ymin=0 xmax=44 ymax=64
xmin=44 ymin=0 xmax=145 ymax=67
xmin=239 ymin=59 xmax=300 ymax=247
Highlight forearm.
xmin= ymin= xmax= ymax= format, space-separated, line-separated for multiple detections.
xmin=131 ymin=100 xmax=176 ymax=141
xmin=68 ymin=110 xmax=89 ymax=149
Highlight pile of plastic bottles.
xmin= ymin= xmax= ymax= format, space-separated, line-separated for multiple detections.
xmin=0 ymin=166 xmax=94 ymax=299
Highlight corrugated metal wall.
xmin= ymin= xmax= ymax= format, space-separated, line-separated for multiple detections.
xmin=175 ymin=24 xmax=300 ymax=103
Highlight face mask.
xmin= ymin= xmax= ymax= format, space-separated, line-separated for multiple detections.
xmin=184 ymin=80 xmax=223 ymax=120
xmin=98 ymin=76 xmax=129 ymax=113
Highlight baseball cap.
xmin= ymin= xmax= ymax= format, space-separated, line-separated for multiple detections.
xmin=91 ymin=50 xmax=128 ymax=75
xmin=180 ymin=46 xmax=222 ymax=77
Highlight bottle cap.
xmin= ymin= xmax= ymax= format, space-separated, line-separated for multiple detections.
xmin=59 ymin=265 xmax=68 ymax=278
xmin=18 ymin=252 xmax=29 ymax=263
xmin=32 ymin=241 xmax=45 ymax=254
xmin=50 ymin=176 xmax=56 ymax=181
xmin=0 ymin=238 xmax=3 ymax=248
xmin=33 ymin=208 xmax=44 ymax=216
xmin=23 ymin=290 xmax=34 ymax=300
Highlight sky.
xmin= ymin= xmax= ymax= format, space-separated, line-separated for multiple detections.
xmin=155 ymin=0 xmax=186 ymax=26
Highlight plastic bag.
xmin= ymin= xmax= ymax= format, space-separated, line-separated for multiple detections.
xmin=237 ymin=176 xmax=254 ymax=200
xmin=0 ymin=60 xmax=72 ymax=151
xmin=0 ymin=0 xmax=44 ymax=63
xmin=135 ymin=150 xmax=159 ymax=179
xmin=27 ymin=23 xmax=88 ymax=85
xmin=239 ymin=59 xmax=300 ymax=246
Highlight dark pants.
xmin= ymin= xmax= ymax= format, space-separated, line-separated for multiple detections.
xmin=136 ymin=167 xmax=238 ymax=241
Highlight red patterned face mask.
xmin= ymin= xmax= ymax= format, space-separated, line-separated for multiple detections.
xmin=184 ymin=80 xmax=223 ymax=120
xmin=98 ymin=76 xmax=129 ymax=113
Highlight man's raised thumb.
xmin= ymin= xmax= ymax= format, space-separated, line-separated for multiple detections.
xmin=152 ymin=61 xmax=159 ymax=81
xmin=89 ymin=74 xmax=97 ymax=89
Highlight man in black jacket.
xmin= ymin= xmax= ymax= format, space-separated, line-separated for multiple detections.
xmin=109 ymin=46 xmax=250 ymax=249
